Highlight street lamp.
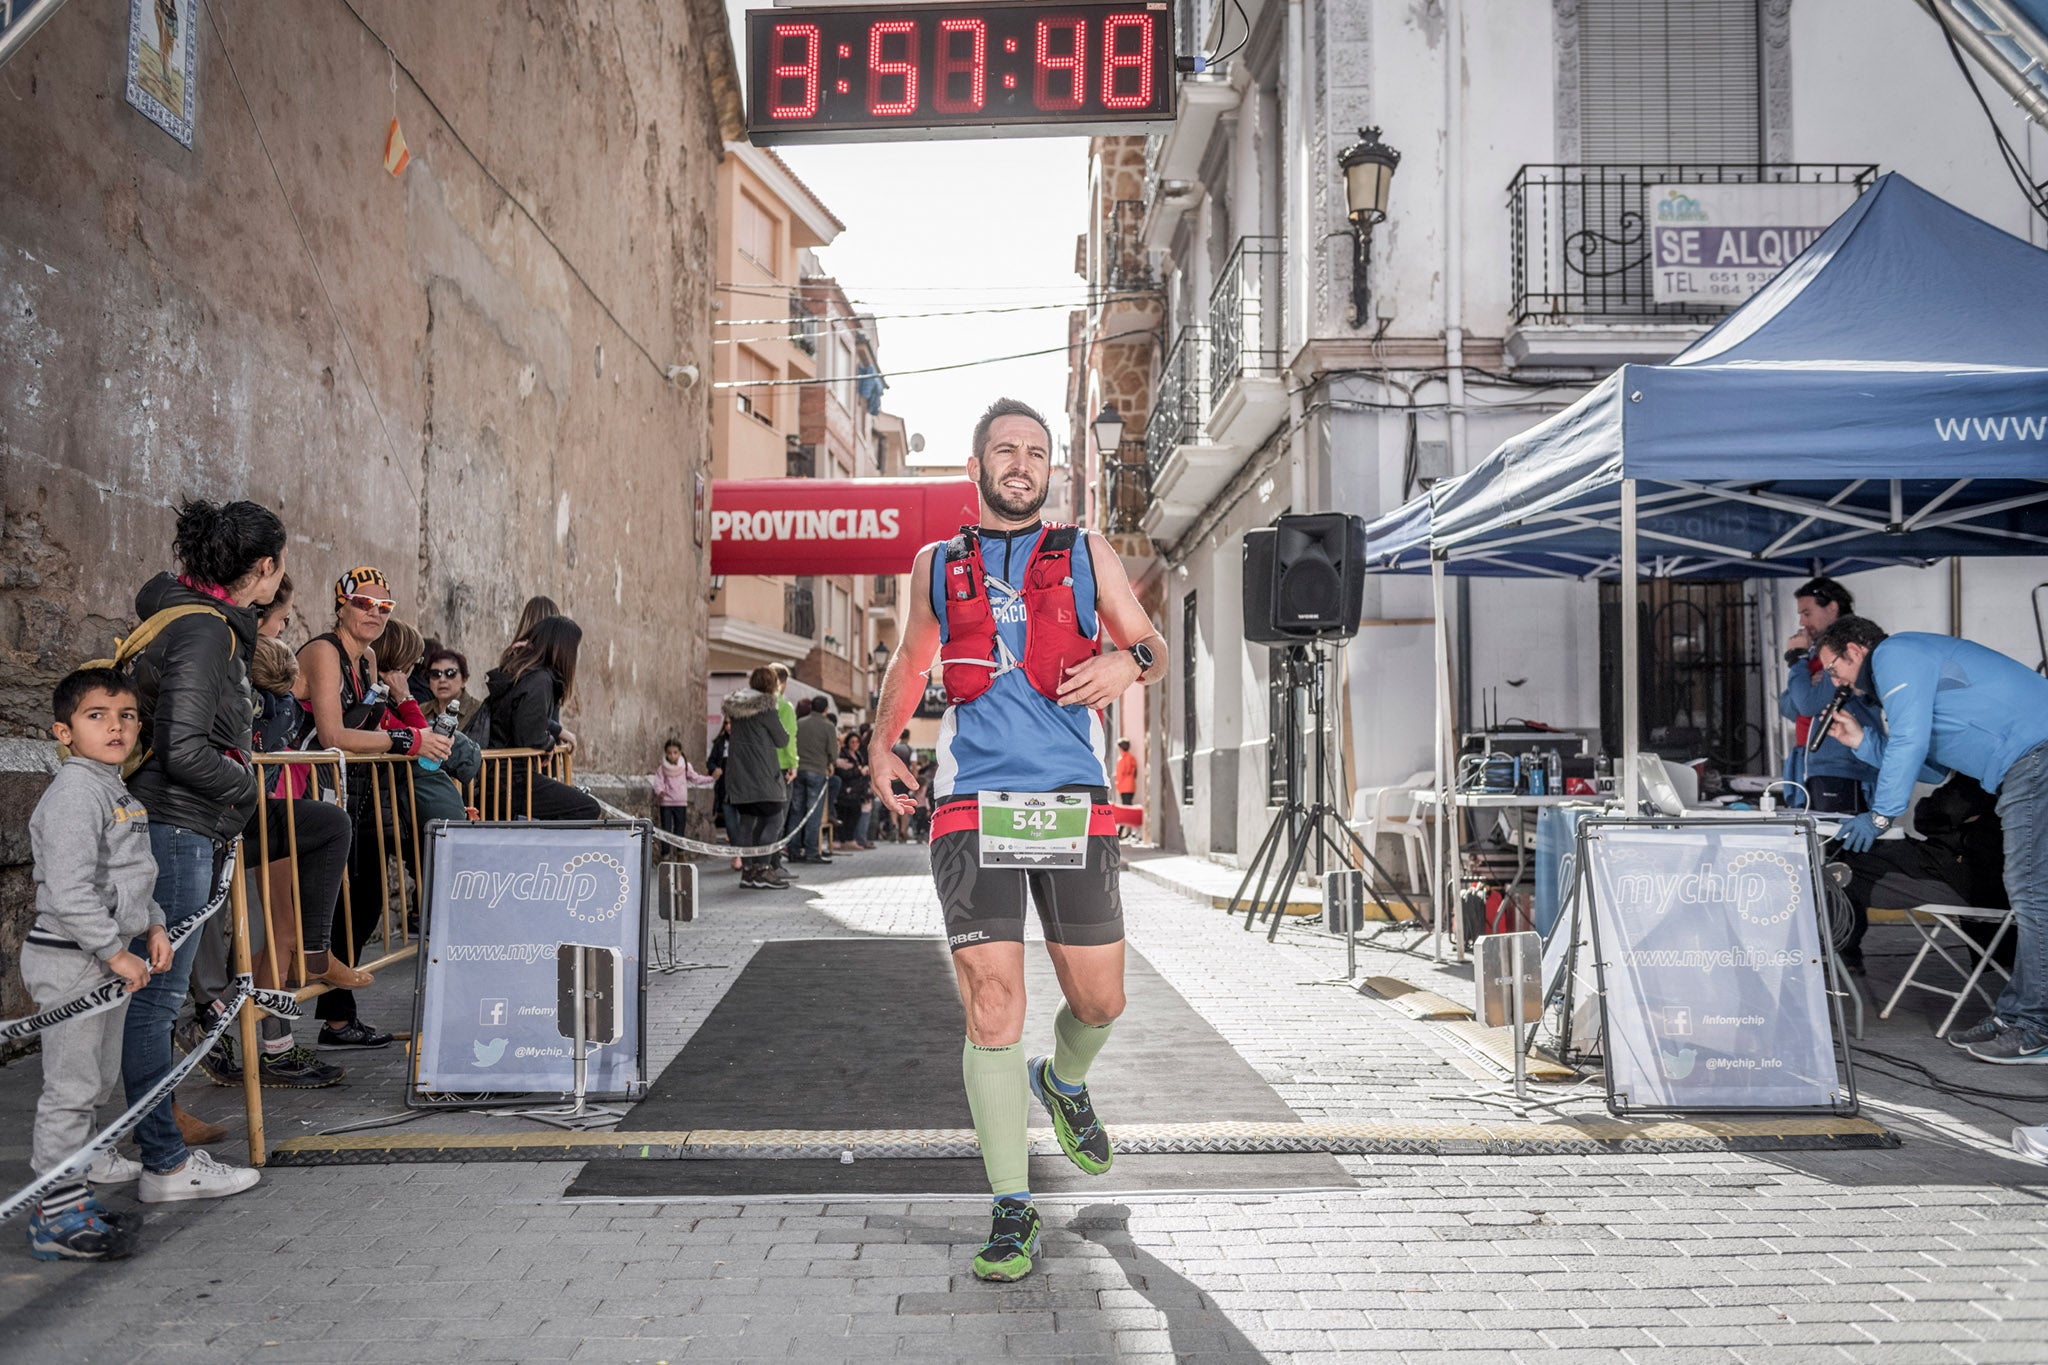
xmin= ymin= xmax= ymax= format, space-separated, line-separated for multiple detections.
xmin=1338 ymin=126 xmax=1400 ymax=329
xmin=1091 ymin=402 xmax=1126 ymax=455
xmin=871 ymin=642 xmax=891 ymax=673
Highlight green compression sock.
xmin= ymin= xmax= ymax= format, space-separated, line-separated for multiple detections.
xmin=962 ymin=1039 xmax=1030 ymax=1197
xmin=1051 ymin=1004 xmax=1114 ymax=1092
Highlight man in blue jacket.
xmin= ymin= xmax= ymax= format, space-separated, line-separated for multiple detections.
xmin=1779 ymin=577 xmax=1878 ymax=815
xmin=1817 ymin=616 xmax=2048 ymax=1063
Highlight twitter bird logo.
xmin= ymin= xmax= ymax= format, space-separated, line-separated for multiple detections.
xmin=1659 ymin=1046 xmax=1697 ymax=1080
xmin=472 ymin=1037 xmax=508 ymax=1068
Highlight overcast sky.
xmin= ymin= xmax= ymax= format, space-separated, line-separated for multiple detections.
xmin=723 ymin=2 xmax=1090 ymax=468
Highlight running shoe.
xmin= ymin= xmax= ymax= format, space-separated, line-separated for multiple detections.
xmin=27 ymin=1197 xmax=137 ymax=1261
xmin=1028 ymin=1055 xmax=1113 ymax=1175
xmin=1968 ymin=1028 xmax=2048 ymax=1065
xmin=260 ymin=1045 xmax=347 ymax=1088
xmin=174 ymin=1014 xmax=242 ymax=1086
xmin=317 ymin=1020 xmax=393 ymax=1050
xmin=1950 ymin=1016 xmax=2006 ymax=1050
xmin=971 ymin=1195 xmax=1041 ymax=1282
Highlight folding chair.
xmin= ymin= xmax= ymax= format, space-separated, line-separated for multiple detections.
xmin=1878 ymin=903 xmax=2018 ymax=1038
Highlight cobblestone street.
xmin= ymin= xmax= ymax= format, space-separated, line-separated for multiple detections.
xmin=3 ymin=842 xmax=2047 ymax=1364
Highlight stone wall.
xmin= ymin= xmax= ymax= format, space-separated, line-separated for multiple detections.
xmin=0 ymin=0 xmax=739 ymax=1014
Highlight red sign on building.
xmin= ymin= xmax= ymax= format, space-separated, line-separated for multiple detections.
xmin=709 ymin=477 xmax=979 ymax=576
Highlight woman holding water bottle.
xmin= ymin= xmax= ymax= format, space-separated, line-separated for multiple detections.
xmin=297 ymin=566 xmax=452 ymax=1050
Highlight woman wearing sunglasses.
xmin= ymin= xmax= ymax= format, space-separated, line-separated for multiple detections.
xmin=296 ymin=566 xmax=453 ymax=1051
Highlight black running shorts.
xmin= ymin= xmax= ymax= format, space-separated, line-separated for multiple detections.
xmin=930 ymin=791 xmax=1125 ymax=952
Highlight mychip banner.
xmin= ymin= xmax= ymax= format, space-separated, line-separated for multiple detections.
xmin=411 ymin=821 xmax=650 ymax=1103
xmin=1580 ymin=817 xmax=1854 ymax=1116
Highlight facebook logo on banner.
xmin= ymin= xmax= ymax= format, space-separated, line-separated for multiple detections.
xmin=479 ymin=999 xmax=509 ymax=1027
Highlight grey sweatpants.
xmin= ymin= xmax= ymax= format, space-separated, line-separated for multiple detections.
xmin=20 ymin=943 xmax=130 ymax=1177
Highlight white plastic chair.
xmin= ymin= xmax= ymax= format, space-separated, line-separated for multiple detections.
xmin=1879 ymin=903 xmax=2018 ymax=1038
xmin=1348 ymin=771 xmax=1436 ymax=895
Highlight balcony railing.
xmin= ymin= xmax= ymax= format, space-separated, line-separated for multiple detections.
xmin=870 ymin=574 xmax=897 ymax=609
xmin=1102 ymin=445 xmax=1150 ymax=537
xmin=1104 ymin=199 xmax=1155 ymax=292
xmin=785 ymin=438 xmax=815 ymax=478
xmin=790 ymin=294 xmax=817 ymax=355
xmin=1143 ymin=325 xmax=1207 ymax=479
xmin=1208 ymin=236 xmax=1283 ymax=397
xmin=784 ymin=583 xmax=815 ymax=639
xmin=1508 ymin=163 xmax=1878 ymax=325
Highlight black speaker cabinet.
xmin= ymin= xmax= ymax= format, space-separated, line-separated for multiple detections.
xmin=1270 ymin=512 xmax=1366 ymax=641
xmin=1241 ymin=527 xmax=1295 ymax=644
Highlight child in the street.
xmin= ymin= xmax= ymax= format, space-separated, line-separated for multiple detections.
xmin=651 ymin=736 xmax=713 ymax=843
xmin=24 ymin=667 xmax=172 ymax=1261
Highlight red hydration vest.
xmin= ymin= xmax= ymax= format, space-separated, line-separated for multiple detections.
xmin=937 ymin=524 xmax=1099 ymax=706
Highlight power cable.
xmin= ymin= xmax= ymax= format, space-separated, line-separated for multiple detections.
xmin=716 ymin=295 xmax=1153 ymax=325
xmin=334 ymin=0 xmax=686 ymax=381
xmin=1938 ymin=20 xmax=2048 ymax=227
xmin=714 ymin=327 xmax=1158 ymax=387
xmin=205 ymin=1 xmax=417 ymax=504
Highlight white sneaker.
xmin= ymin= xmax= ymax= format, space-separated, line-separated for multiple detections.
xmin=87 ymin=1151 xmax=143 ymax=1184
xmin=138 ymin=1148 xmax=260 ymax=1203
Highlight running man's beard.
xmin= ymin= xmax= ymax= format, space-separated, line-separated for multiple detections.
xmin=979 ymin=469 xmax=1048 ymax=520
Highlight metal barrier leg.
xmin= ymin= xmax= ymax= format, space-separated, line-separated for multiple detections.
xmin=229 ymin=840 xmax=267 ymax=1167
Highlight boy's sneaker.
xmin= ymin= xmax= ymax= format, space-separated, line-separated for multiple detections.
xmin=87 ymin=1151 xmax=143 ymax=1185
xmin=174 ymin=1016 xmax=242 ymax=1086
xmin=1968 ymin=1027 xmax=2048 ymax=1065
xmin=27 ymin=1197 xmax=138 ymax=1261
xmin=139 ymin=1149 xmax=260 ymax=1204
xmin=972 ymin=1196 xmax=1041 ymax=1282
xmin=316 ymin=1020 xmax=392 ymax=1050
xmin=1027 ymin=1055 xmax=1114 ymax=1175
xmin=1950 ymin=1016 xmax=2006 ymax=1049
xmin=259 ymin=1046 xmax=347 ymax=1088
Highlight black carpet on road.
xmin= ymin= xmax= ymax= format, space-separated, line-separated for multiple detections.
xmin=566 ymin=936 xmax=1353 ymax=1198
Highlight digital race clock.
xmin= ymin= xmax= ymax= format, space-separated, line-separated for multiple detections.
xmin=745 ymin=1 xmax=1177 ymax=144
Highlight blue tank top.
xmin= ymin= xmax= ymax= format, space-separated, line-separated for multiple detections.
xmin=929 ymin=524 xmax=1110 ymax=800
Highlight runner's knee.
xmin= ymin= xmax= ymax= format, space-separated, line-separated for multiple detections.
xmin=1066 ymin=991 xmax=1124 ymax=1027
xmin=960 ymin=976 xmax=1026 ymax=1045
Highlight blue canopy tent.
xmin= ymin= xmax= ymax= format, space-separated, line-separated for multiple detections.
xmin=1364 ymin=175 xmax=2048 ymax=949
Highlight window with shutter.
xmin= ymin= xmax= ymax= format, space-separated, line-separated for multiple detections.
xmin=734 ymin=347 xmax=776 ymax=426
xmin=1578 ymin=0 xmax=1761 ymax=163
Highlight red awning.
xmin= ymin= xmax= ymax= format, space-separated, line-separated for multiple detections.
xmin=709 ymin=478 xmax=978 ymax=576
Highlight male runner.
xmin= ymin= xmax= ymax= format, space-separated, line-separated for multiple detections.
xmin=870 ymin=397 xmax=1166 ymax=1283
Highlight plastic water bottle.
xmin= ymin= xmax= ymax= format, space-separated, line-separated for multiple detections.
xmin=417 ymin=699 xmax=461 ymax=772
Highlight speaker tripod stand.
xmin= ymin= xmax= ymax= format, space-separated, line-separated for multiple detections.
xmin=1230 ymin=644 xmax=1426 ymax=944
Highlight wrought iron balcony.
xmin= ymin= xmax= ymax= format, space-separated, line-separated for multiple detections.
xmin=1143 ymin=325 xmax=1207 ymax=479
xmin=1208 ymin=236 xmax=1283 ymax=399
xmin=790 ymin=294 xmax=817 ymax=355
xmin=1102 ymin=445 xmax=1151 ymax=537
xmin=1104 ymin=199 xmax=1155 ymax=293
xmin=785 ymin=438 xmax=815 ymax=478
xmin=1508 ymin=164 xmax=1877 ymax=325
xmin=784 ymin=583 xmax=816 ymax=639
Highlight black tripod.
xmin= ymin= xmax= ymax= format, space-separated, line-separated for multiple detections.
xmin=1230 ymin=644 xmax=1426 ymax=941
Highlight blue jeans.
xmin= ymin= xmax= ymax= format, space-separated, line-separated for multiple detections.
xmin=1995 ymin=741 xmax=2048 ymax=1037
xmin=786 ymin=770 xmax=827 ymax=859
xmin=126 ymin=822 xmax=222 ymax=1173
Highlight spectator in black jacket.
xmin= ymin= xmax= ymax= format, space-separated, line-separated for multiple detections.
xmin=123 ymin=500 xmax=290 ymax=1201
xmin=484 ymin=615 xmax=600 ymax=820
xmin=1837 ymin=773 xmax=2007 ymax=975
xmin=723 ymin=668 xmax=791 ymax=889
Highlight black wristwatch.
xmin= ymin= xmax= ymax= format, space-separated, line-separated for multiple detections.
xmin=1128 ymin=641 xmax=1156 ymax=678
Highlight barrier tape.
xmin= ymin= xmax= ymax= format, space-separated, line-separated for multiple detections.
xmin=0 ymin=973 xmax=299 ymax=1224
xmin=583 ymin=781 xmax=832 ymax=859
xmin=0 ymin=860 xmax=239 ymax=1043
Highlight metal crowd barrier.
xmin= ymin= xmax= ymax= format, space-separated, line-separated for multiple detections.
xmin=232 ymin=747 xmax=572 ymax=1164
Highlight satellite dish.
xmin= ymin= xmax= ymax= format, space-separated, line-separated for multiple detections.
xmin=909 ymin=433 xmax=926 ymax=453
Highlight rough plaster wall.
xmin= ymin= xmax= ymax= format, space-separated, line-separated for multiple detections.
xmin=0 ymin=0 xmax=724 ymax=1011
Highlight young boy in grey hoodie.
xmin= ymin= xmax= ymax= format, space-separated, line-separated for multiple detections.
xmin=23 ymin=667 xmax=171 ymax=1261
